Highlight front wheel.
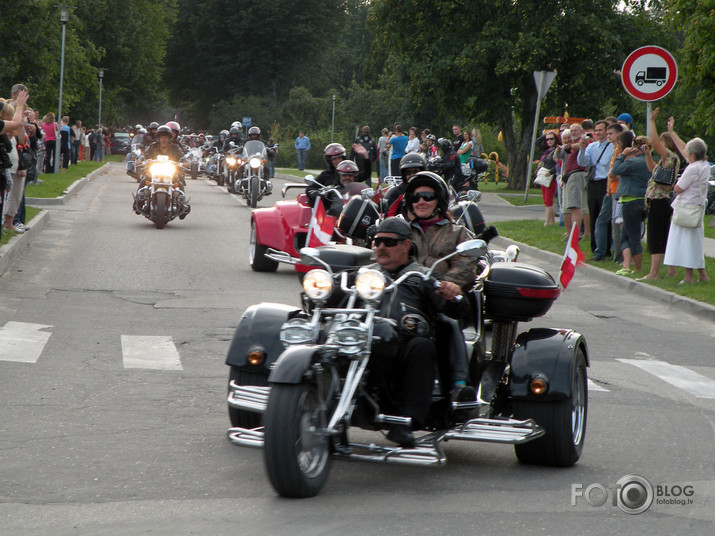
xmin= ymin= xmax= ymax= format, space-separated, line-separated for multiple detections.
xmin=263 ymin=383 xmax=332 ymax=498
xmin=249 ymin=175 xmax=259 ymax=207
xmin=513 ymin=348 xmax=587 ymax=467
xmin=152 ymin=193 xmax=170 ymax=229
xmin=190 ymin=162 xmax=198 ymax=180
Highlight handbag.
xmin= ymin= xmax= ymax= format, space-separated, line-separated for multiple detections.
xmin=533 ymin=166 xmax=553 ymax=187
xmin=672 ymin=203 xmax=703 ymax=228
xmin=585 ymin=142 xmax=611 ymax=183
xmin=652 ymin=165 xmax=675 ymax=186
xmin=17 ymin=144 xmax=34 ymax=171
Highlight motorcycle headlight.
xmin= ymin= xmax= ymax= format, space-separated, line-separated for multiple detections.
xmin=249 ymin=156 xmax=262 ymax=169
xmin=302 ymin=269 xmax=333 ymax=301
xmin=280 ymin=318 xmax=315 ymax=346
xmin=333 ymin=319 xmax=368 ymax=355
xmin=225 ymin=157 xmax=237 ymax=166
xmin=149 ymin=161 xmax=175 ymax=177
xmin=355 ymin=269 xmax=386 ymax=301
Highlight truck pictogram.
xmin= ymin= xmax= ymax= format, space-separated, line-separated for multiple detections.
xmin=635 ymin=67 xmax=667 ymax=86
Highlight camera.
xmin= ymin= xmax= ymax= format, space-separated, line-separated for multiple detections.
xmin=584 ymin=133 xmax=592 ymax=139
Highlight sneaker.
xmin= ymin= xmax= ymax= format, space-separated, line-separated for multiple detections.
xmin=386 ymin=425 xmax=415 ymax=448
xmin=6 ymin=226 xmax=24 ymax=234
xmin=14 ymin=223 xmax=27 ymax=231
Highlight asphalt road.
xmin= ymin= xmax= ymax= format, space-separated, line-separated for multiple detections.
xmin=0 ymin=164 xmax=712 ymax=535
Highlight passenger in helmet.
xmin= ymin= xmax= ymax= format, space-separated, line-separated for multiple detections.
xmin=144 ymin=125 xmax=184 ymax=162
xmin=142 ymin=122 xmax=160 ymax=149
xmin=384 ymin=153 xmax=427 ymax=217
xmin=224 ymin=127 xmax=242 ymax=151
xmin=403 ymin=171 xmax=478 ymax=398
xmin=306 ymin=142 xmax=347 ymax=206
xmin=334 ymin=159 xmax=368 ymax=201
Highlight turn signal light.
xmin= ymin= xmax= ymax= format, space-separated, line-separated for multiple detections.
xmin=247 ymin=348 xmax=265 ymax=366
xmin=529 ymin=377 xmax=548 ymax=395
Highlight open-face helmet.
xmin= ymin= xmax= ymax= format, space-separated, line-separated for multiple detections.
xmin=166 ymin=121 xmax=181 ymax=134
xmin=156 ymin=125 xmax=172 ymax=138
xmin=148 ymin=122 xmax=159 ymax=130
xmin=399 ymin=153 xmax=426 ymax=181
xmin=336 ymin=159 xmax=359 ymax=185
xmin=248 ymin=126 xmax=260 ymax=137
xmin=404 ymin=171 xmax=449 ymax=219
xmin=437 ymin=137 xmax=453 ymax=154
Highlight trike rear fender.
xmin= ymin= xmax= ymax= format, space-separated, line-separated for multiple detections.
xmin=268 ymin=345 xmax=320 ymax=384
xmin=252 ymin=200 xmax=310 ymax=253
xmin=508 ymin=328 xmax=588 ymax=401
xmin=225 ymin=302 xmax=302 ymax=374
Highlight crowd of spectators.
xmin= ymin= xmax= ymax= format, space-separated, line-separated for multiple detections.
xmin=534 ymin=110 xmax=709 ymax=284
xmin=0 ymin=82 xmax=114 ymax=239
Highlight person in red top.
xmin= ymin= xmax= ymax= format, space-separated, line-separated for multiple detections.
xmin=41 ymin=112 xmax=58 ymax=173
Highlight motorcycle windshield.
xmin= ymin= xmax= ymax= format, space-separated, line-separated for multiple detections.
xmin=243 ymin=140 xmax=266 ymax=159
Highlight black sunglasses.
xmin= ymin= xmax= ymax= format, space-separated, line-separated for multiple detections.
xmin=408 ymin=191 xmax=437 ymax=203
xmin=373 ymin=237 xmax=406 ymax=247
xmin=546 ymin=137 xmax=556 ymax=141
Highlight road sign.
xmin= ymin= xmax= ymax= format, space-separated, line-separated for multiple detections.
xmin=621 ymin=46 xmax=677 ymax=102
xmin=242 ymin=116 xmax=252 ymax=127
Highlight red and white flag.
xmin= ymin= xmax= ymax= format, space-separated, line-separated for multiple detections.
xmin=306 ymin=198 xmax=336 ymax=248
xmin=558 ymin=223 xmax=585 ymax=291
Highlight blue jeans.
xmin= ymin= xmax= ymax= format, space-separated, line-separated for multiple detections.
xmin=296 ymin=149 xmax=307 ymax=171
xmin=71 ymin=141 xmax=80 ymax=165
xmin=620 ymin=199 xmax=645 ymax=256
xmin=594 ymin=194 xmax=613 ymax=257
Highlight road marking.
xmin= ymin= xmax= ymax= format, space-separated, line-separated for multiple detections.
xmin=588 ymin=379 xmax=609 ymax=392
xmin=0 ymin=322 xmax=53 ymax=363
xmin=121 ymin=335 xmax=182 ymax=371
xmin=617 ymin=358 xmax=715 ymax=399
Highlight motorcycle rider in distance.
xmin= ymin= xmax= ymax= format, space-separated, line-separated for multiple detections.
xmin=432 ymin=137 xmax=465 ymax=191
xmin=306 ymin=142 xmax=347 ymax=206
xmin=166 ymin=121 xmax=188 ymax=153
xmin=369 ymin=217 xmax=469 ymax=448
xmin=133 ymin=125 xmax=189 ymax=214
xmin=224 ymin=127 xmax=242 ymax=152
xmin=403 ymin=171 xmax=478 ymax=402
xmin=385 ymin=153 xmax=427 ymax=217
xmin=141 ymin=121 xmax=160 ymax=149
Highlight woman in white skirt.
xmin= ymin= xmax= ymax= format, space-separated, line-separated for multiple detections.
xmin=663 ymin=136 xmax=710 ymax=284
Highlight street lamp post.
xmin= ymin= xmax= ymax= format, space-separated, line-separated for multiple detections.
xmin=97 ymin=68 xmax=106 ymax=129
xmin=331 ymin=94 xmax=336 ymax=142
xmin=55 ymin=6 xmax=70 ymax=174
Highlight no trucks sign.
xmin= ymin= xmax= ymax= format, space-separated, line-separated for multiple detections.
xmin=621 ymin=46 xmax=678 ymax=101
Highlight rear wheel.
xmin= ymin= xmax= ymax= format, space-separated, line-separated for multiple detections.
xmin=249 ymin=221 xmax=279 ymax=272
xmin=228 ymin=366 xmax=267 ymax=428
xmin=263 ymin=382 xmax=331 ymax=498
xmin=513 ymin=348 xmax=587 ymax=467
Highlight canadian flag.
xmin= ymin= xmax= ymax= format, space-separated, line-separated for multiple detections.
xmin=558 ymin=223 xmax=585 ymax=291
xmin=306 ymin=198 xmax=336 ymax=248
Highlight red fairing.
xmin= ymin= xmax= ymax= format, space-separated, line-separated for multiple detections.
xmin=252 ymin=198 xmax=312 ymax=257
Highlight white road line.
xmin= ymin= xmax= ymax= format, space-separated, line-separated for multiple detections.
xmin=0 ymin=321 xmax=53 ymax=363
xmin=617 ymin=358 xmax=715 ymax=399
xmin=121 ymin=335 xmax=182 ymax=371
xmin=588 ymin=379 xmax=609 ymax=392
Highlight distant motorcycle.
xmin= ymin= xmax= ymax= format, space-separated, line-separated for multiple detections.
xmin=181 ymin=147 xmax=203 ymax=180
xmin=236 ymin=139 xmax=272 ymax=208
xmin=224 ymin=144 xmax=242 ymax=193
xmin=133 ymin=155 xmax=190 ymax=229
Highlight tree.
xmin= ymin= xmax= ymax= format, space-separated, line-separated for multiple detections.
xmin=371 ymin=0 xmax=670 ymax=189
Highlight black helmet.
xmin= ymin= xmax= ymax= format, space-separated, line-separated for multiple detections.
xmin=148 ymin=121 xmax=160 ymax=130
xmin=376 ymin=217 xmax=412 ymax=239
xmin=248 ymin=126 xmax=260 ymax=136
xmin=405 ymin=171 xmax=449 ymax=218
xmin=156 ymin=125 xmax=172 ymax=137
xmin=399 ymin=153 xmax=426 ymax=181
xmin=437 ymin=138 xmax=452 ymax=154
xmin=229 ymin=127 xmax=240 ymax=137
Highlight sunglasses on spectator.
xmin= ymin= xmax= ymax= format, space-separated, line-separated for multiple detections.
xmin=408 ymin=191 xmax=437 ymax=202
xmin=546 ymin=137 xmax=556 ymax=141
xmin=373 ymin=237 xmax=406 ymax=247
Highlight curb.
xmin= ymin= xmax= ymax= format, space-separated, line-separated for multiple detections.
xmin=493 ymin=235 xmax=715 ymax=323
xmin=0 ymin=210 xmax=50 ymax=278
xmin=26 ymin=163 xmax=110 ymax=206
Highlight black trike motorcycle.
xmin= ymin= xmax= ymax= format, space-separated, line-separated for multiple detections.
xmin=226 ymin=241 xmax=588 ymax=497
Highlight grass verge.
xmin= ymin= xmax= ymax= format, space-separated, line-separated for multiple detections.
xmin=497 ymin=218 xmax=715 ymax=306
xmin=0 ymin=206 xmax=41 ymax=247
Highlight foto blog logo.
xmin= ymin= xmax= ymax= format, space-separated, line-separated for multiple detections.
xmin=571 ymin=474 xmax=654 ymax=514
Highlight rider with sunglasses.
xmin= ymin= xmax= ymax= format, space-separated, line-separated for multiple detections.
xmin=369 ymin=217 xmax=469 ymax=448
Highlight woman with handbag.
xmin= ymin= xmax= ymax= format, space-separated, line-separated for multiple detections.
xmin=637 ymin=108 xmax=680 ymax=281
xmin=663 ymin=137 xmax=710 ymax=284
xmin=536 ymin=132 xmax=560 ymax=226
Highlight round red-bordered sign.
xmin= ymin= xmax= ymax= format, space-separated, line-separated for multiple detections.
xmin=621 ymin=46 xmax=678 ymax=101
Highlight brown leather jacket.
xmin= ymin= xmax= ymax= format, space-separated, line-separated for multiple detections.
xmin=408 ymin=218 xmax=477 ymax=291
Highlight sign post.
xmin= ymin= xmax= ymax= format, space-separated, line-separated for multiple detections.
xmin=524 ymin=71 xmax=556 ymax=202
xmin=621 ymin=46 xmax=678 ymax=137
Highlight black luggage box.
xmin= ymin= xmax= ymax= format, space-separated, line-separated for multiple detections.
xmin=337 ymin=197 xmax=380 ymax=240
xmin=483 ymin=263 xmax=560 ymax=322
